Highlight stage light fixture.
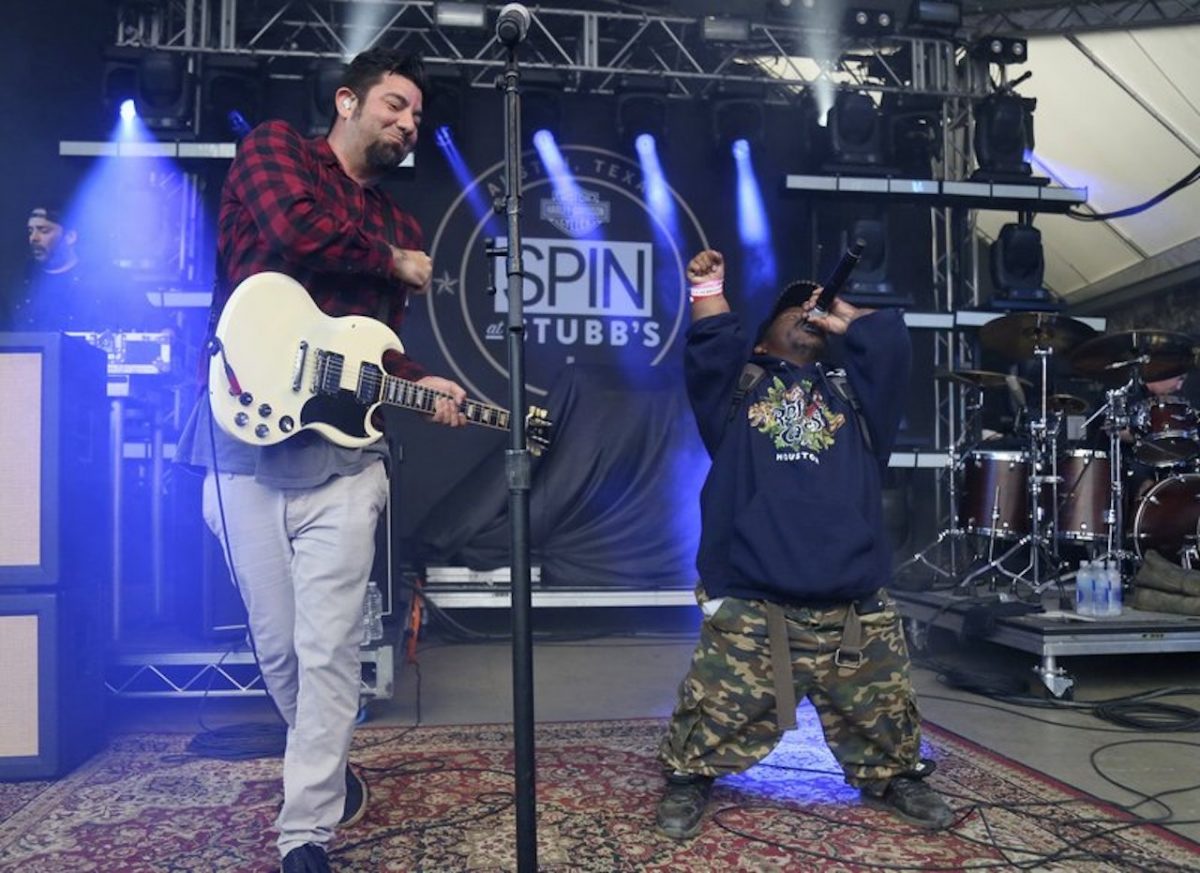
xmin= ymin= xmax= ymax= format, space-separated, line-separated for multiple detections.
xmin=826 ymin=90 xmax=886 ymax=170
xmin=908 ymin=0 xmax=962 ymax=30
xmin=102 ymin=55 xmax=139 ymax=124
xmin=972 ymin=92 xmax=1036 ymax=181
xmin=972 ymin=36 xmax=1028 ymax=65
xmin=845 ymin=7 xmax=895 ymax=37
xmin=990 ymin=222 xmax=1047 ymax=306
xmin=201 ymin=57 xmax=264 ymax=141
xmin=711 ymin=83 xmax=767 ymax=152
xmin=304 ymin=60 xmax=346 ymax=137
xmin=883 ymin=92 xmax=942 ymax=178
xmin=522 ymin=88 xmax=565 ymax=146
xmin=433 ymin=1 xmax=486 ymax=29
xmin=845 ymin=217 xmax=892 ymax=297
xmin=618 ymin=92 xmax=668 ymax=150
xmin=616 ymin=76 xmax=670 ymax=150
xmin=135 ymin=52 xmax=195 ymax=134
xmin=701 ymin=16 xmax=751 ymax=42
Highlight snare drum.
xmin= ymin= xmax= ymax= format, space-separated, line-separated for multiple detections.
xmin=1131 ymin=473 xmax=1200 ymax=560
xmin=1132 ymin=396 xmax=1200 ymax=467
xmin=1055 ymin=449 xmax=1110 ymax=541
xmin=958 ymin=450 xmax=1030 ymax=540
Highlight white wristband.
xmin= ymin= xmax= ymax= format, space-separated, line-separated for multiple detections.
xmin=689 ymin=279 xmax=724 ymax=300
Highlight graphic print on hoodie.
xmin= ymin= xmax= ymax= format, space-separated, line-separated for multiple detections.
xmin=747 ymin=375 xmax=846 ymax=463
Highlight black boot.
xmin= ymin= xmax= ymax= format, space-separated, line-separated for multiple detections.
xmin=863 ymin=775 xmax=954 ymax=829
xmin=655 ymin=772 xmax=715 ymax=840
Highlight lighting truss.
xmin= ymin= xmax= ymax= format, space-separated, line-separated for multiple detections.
xmin=112 ymin=0 xmax=989 ymax=101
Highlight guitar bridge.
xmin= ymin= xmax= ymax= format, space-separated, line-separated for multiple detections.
xmin=312 ymin=348 xmax=346 ymax=395
xmin=292 ymin=340 xmax=308 ymax=393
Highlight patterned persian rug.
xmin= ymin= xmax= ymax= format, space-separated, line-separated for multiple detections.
xmin=1 ymin=708 xmax=1196 ymax=872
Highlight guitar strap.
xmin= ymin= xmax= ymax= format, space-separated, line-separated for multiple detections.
xmin=199 ymin=249 xmax=234 ymax=389
xmin=377 ymin=198 xmax=399 ymax=325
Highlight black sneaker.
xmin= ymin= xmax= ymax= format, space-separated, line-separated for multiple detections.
xmin=863 ymin=776 xmax=954 ymax=829
xmin=655 ymin=772 xmax=715 ymax=840
xmin=339 ymin=764 xmax=368 ymax=828
xmin=281 ymin=843 xmax=331 ymax=873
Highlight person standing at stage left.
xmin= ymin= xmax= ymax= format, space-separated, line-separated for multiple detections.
xmin=5 ymin=205 xmax=154 ymax=331
xmin=173 ymin=48 xmax=467 ymax=873
xmin=5 ymin=207 xmax=91 ymax=330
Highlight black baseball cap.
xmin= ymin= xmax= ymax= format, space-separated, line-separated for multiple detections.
xmin=755 ymin=279 xmax=820 ymax=344
xmin=28 ymin=206 xmax=67 ymax=226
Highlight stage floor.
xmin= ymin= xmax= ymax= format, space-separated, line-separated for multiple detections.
xmin=892 ymin=587 xmax=1200 ymax=697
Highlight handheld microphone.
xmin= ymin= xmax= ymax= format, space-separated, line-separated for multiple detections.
xmin=496 ymin=3 xmax=532 ymax=45
xmin=810 ymin=237 xmax=866 ymax=318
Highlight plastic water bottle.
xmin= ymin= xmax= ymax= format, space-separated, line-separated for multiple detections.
xmin=1093 ymin=561 xmax=1111 ymax=617
xmin=1105 ymin=560 xmax=1123 ymax=617
xmin=361 ymin=580 xmax=384 ymax=645
xmin=1075 ymin=560 xmax=1094 ymax=616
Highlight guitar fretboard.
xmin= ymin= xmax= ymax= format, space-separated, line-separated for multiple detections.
xmin=381 ymin=373 xmax=513 ymax=430
xmin=317 ymin=349 xmax=513 ymax=432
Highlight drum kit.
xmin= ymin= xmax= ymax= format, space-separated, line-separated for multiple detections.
xmin=907 ymin=312 xmax=1200 ymax=594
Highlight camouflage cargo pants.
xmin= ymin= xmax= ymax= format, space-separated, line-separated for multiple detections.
xmin=659 ymin=588 xmax=922 ymax=789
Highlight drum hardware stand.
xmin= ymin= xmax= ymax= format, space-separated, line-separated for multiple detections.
xmin=961 ymin=345 xmax=1066 ymax=596
xmin=895 ymin=389 xmax=989 ymax=584
xmin=1082 ymin=376 xmax=1139 ymax=579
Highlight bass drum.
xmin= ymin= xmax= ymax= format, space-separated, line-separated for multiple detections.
xmin=1131 ymin=473 xmax=1200 ymax=561
xmin=958 ymin=450 xmax=1030 ymax=540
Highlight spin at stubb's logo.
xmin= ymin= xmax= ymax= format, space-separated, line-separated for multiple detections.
xmin=426 ymin=145 xmax=709 ymax=405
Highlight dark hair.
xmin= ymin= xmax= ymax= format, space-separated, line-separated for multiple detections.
xmin=341 ymin=48 xmax=428 ymax=104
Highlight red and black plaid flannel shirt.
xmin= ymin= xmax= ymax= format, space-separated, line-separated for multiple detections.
xmin=216 ymin=119 xmax=427 ymax=380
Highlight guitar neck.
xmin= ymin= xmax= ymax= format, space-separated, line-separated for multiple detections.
xmin=380 ymin=373 xmax=512 ymax=431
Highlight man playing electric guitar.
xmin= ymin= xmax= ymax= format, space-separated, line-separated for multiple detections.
xmin=175 ymin=48 xmax=465 ymax=873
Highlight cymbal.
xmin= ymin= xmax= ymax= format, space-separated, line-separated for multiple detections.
xmin=1069 ymin=330 xmax=1198 ymax=387
xmin=1047 ymin=393 xmax=1089 ymax=415
xmin=935 ymin=368 xmax=1033 ymax=389
xmin=979 ymin=312 xmax=1097 ymax=361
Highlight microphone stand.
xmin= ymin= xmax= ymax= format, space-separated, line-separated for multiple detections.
xmin=497 ymin=40 xmax=538 ymax=873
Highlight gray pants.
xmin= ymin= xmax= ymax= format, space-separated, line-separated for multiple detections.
xmin=202 ymin=463 xmax=388 ymax=858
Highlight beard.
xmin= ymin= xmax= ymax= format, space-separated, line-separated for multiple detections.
xmin=364 ymin=137 xmax=411 ymax=174
xmin=773 ymin=326 xmax=827 ymax=365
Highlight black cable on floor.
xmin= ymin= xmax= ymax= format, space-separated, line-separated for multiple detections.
xmin=184 ymin=721 xmax=286 ymax=759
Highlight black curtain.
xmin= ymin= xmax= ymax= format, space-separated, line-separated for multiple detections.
xmin=415 ymin=364 xmax=707 ymax=588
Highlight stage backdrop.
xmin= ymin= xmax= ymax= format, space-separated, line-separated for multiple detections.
xmin=368 ymin=88 xmax=935 ymax=582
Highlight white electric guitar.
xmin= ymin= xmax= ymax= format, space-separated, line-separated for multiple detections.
xmin=208 ymin=272 xmax=552 ymax=453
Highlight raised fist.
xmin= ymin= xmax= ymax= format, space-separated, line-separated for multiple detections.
xmin=686 ymin=249 xmax=724 ymax=286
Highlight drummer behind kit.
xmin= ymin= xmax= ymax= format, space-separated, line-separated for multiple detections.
xmin=911 ymin=313 xmax=1200 ymax=601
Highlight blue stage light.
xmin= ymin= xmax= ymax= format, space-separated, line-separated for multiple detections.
xmin=120 ymin=99 xmax=137 ymax=122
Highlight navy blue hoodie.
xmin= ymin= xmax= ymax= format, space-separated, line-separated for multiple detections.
xmin=685 ymin=309 xmax=911 ymax=605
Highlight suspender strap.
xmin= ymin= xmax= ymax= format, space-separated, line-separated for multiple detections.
xmin=835 ymin=602 xmax=864 ymax=670
xmin=824 ymin=369 xmax=873 ymax=455
xmin=728 ymin=362 xmax=766 ymax=422
xmin=764 ymin=602 xmax=798 ymax=731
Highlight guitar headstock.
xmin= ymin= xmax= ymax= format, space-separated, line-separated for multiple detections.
xmin=526 ymin=406 xmax=554 ymax=457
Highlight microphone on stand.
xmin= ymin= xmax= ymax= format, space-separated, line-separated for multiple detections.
xmin=810 ymin=237 xmax=867 ymax=318
xmin=496 ymin=3 xmax=532 ymax=45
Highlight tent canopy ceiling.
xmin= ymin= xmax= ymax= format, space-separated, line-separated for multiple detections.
xmin=972 ymin=24 xmax=1200 ymax=309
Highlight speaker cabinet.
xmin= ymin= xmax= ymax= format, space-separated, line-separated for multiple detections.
xmin=0 ymin=591 xmax=105 ymax=779
xmin=0 ymin=334 xmax=109 ymax=778
xmin=0 ymin=333 xmax=110 ymax=589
